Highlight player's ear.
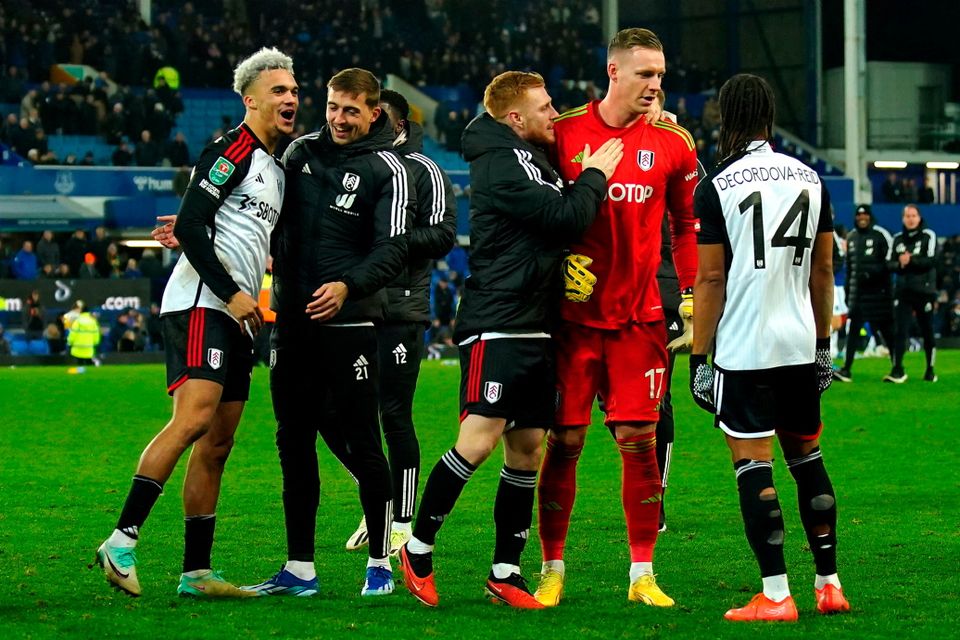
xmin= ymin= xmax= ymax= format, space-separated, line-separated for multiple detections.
xmin=370 ymin=105 xmax=382 ymax=123
xmin=242 ymin=93 xmax=257 ymax=111
xmin=607 ymin=60 xmax=618 ymax=83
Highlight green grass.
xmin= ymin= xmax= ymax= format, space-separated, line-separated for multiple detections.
xmin=0 ymin=352 xmax=958 ymax=639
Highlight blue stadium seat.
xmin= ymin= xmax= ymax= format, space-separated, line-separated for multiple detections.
xmin=28 ymin=339 xmax=50 ymax=356
xmin=10 ymin=336 xmax=29 ymax=356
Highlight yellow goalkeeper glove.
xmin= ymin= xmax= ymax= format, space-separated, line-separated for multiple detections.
xmin=563 ymin=254 xmax=597 ymax=303
xmin=667 ymin=288 xmax=693 ymax=352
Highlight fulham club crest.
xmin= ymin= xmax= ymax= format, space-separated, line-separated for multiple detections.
xmin=484 ymin=381 xmax=503 ymax=404
xmin=637 ymin=150 xmax=655 ymax=171
xmin=342 ymin=172 xmax=360 ymax=192
xmin=207 ymin=348 xmax=224 ymax=370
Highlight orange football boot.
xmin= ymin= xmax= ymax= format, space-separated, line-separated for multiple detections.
xmin=398 ymin=545 xmax=439 ymax=607
xmin=724 ymin=592 xmax=798 ymax=622
xmin=815 ymin=584 xmax=851 ymax=614
xmin=485 ymin=573 xmax=545 ymax=609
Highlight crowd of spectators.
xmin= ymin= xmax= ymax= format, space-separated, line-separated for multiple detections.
xmin=0 ymin=227 xmax=168 ymax=281
xmin=879 ymin=172 xmax=937 ymax=204
xmin=0 ymin=0 xmax=728 ymax=168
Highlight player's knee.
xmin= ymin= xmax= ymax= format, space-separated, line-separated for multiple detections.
xmin=551 ymin=426 xmax=586 ymax=448
xmin=810 ymin=494 xmax=835 ymax=510
xmin=759 ymin=486 xmax=778 ymax=501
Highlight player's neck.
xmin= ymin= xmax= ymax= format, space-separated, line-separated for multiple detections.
xmin=243 ymin=117 xmax=278 ymax=155
xmin=597 ymin=96 xmax=643 ymax=129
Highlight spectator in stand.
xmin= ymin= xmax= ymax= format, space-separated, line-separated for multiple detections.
xmin=23 ymin=290 xmax=45 ymax=340
xmin=135 ymin=129 xmax=161 ymax=166
xmin=44 ymin=322 xmax=65 ymax=354
xmin=442 ymin=110 xmax=464 ymax=152
xmin=902 ymin=178 xmax=918 ymax=203
xmin=0 ymin=238 xmax=11 ymax=278
xmin=103 ymin=243 xmax=123 ymax=278
xmin=147 ymin=102 xmax=175 ymax=141
xmin=919 ymin=178 xmax=935 ymax=204
xmin=146 ymin=302 xmax=163 ymax=351
xmin=36 ymin=230 xmax=60 ymax=271
xmin=138 ymin=248 xmax=164 ymax=279
xmin=882 ymin=172 xmax=904 ymax=203
xmin=0 ymin=322 xmax=10 ymax=356
xmin=123 ymin=258 xmax=142 ymax=278
xmin=90 ymin=226 xmax=112 ymax=272
xmin=12 ymin=240 xmax=39 ymax=280
xmin=0 ymin=113 xmax=18 ymax=146
xmin=63 ymin=229 xmax=89 ymax=275
xmin=103 ymin=103 xmax=127 ymax=145
xmin=11 ymin=118 xmax=35 ymax=157
xmin=1 ymin=66 xmax=26 ymax=103
xmin=165 ymin=131 xmax=190 ymax=167
xmin=112 ymin=141 xmax=133 ymax=166
xmin=81 ymin=151 xmax=96 ymax=166
xmin=78 ymin=252 xmax=100 ymax=278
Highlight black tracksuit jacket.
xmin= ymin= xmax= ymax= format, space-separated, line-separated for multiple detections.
xmin=845 ymin=214 xmax=894 ymax=317
xmin=890 ymin=220 xmax=938 ymax=298
xmin=272 ymin=116 xmax=414 ymax=324
xmin=454 ymin=113 xmax=606 ymax=341
xmin=382 ymin=122 xmax=457 ymax=323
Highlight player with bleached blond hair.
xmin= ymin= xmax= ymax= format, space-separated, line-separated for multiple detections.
xmin=95 ymin=46 xmax=298 ymax=598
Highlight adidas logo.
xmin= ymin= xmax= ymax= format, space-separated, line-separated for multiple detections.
xmin=514 ymin=529 xmax=529 ymax=540
xmin=641 ymin=494 xmax=663 ymax=504
xmin=255 ymin=173 xmax=265 ymax=184
xmin=353 ymin=354 xmax=369 ymax=380
xmin=670 ymin=321 xmax=679 ymax=331
xmin=302 ymin=163 xmax=312 ymax=174
xmin=571 ymin=151 xmax=583 ymax=163
xmin=392 ymin=343 xmax=408 ymax=364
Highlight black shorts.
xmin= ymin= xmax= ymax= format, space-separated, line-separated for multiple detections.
xmin=162 ymin=307 xmax=254 ymax=402
xmin=459 ymin=335 xmax=555 ymax=430
xmin=714 ymin=363 xmax=822 ymax=440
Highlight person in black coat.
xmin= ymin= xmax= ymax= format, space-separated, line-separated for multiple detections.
xmin=886 ymin=204 xmax=939 ymax=382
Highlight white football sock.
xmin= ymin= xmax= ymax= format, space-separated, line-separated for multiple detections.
xmin=815 ymin=573 xmax=841 ymax=589
xmin=629 ymin=562 xmax=653 ymax=583
xmin=542 ymin=559 xmax=565 ymax=576
xmin=392 ymin=521 xmax=412 ymax=534
xmin=406 ymin=536 xmax=434 ymax=555
xmin=284 ymin=560 xmax=315 ymax=580
xmin=492 ymin=563 xmax=519 ymax=579
xmin=367 ymin=556 xmax=392 ymax=570
xmin=762 ymin=574 xmax=791 ymax=602
xmin=107 ymin=529 xmax=137 ymax=548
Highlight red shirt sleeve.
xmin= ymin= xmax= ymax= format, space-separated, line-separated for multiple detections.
xmin=666 ymin=147 xmax=700 ymax=290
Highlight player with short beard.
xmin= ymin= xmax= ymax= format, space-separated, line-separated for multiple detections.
xmin=95 ymin=47 xmax=298 ymax=598
xmin=398 ymin=71 xmax=622 ymax=609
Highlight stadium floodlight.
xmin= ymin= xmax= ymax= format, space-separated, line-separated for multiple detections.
xmin=873 ymin=161 xmax=908 ymax=169
xmin=926 ymin=161 xmax=959 ymax=170
xmin=120 ymin=240 xmax=164 ymax=248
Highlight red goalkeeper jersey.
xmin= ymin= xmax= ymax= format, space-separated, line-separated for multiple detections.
xmin=553 ymin=101 xmax=700 ymax=329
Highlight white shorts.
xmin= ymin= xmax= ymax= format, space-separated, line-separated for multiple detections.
xmin=832 ymin=285 xmax=848 ymax=317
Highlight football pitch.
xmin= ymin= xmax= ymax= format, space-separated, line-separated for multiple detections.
xmin=0 ymin=352 xmax=957 ymax=639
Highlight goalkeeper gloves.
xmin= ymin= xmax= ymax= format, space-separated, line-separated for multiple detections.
xmin=815 ymin=337 xmax=833 ymax=394
xmin=667 ymin=288 xmax=694 ymax=352
xmin=689 ymin=354 xmax=716 ymax=413
xmin=563 ymin=254 xmax=597 ymax=302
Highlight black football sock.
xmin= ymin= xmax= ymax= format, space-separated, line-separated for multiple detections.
xmin=115 ymin=475 xmax=164 ymax=540
xmin=183 ymin=514 xmax=216 ymax=573
xmin=734 ymin=459 xmax=787 ymax=578
xmin=493 ymin=466 xmax=537 ymax=568
xmin=786 ymin=448 xmax=838 ymax=576
xmin=412 ymin=448 xmax=476 ymax=546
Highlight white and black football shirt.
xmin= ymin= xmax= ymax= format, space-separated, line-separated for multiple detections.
xmin=696 ymin=141 xmax=833 ymax=370
xmin=161 ymin=123 xmax=284 ymax=321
